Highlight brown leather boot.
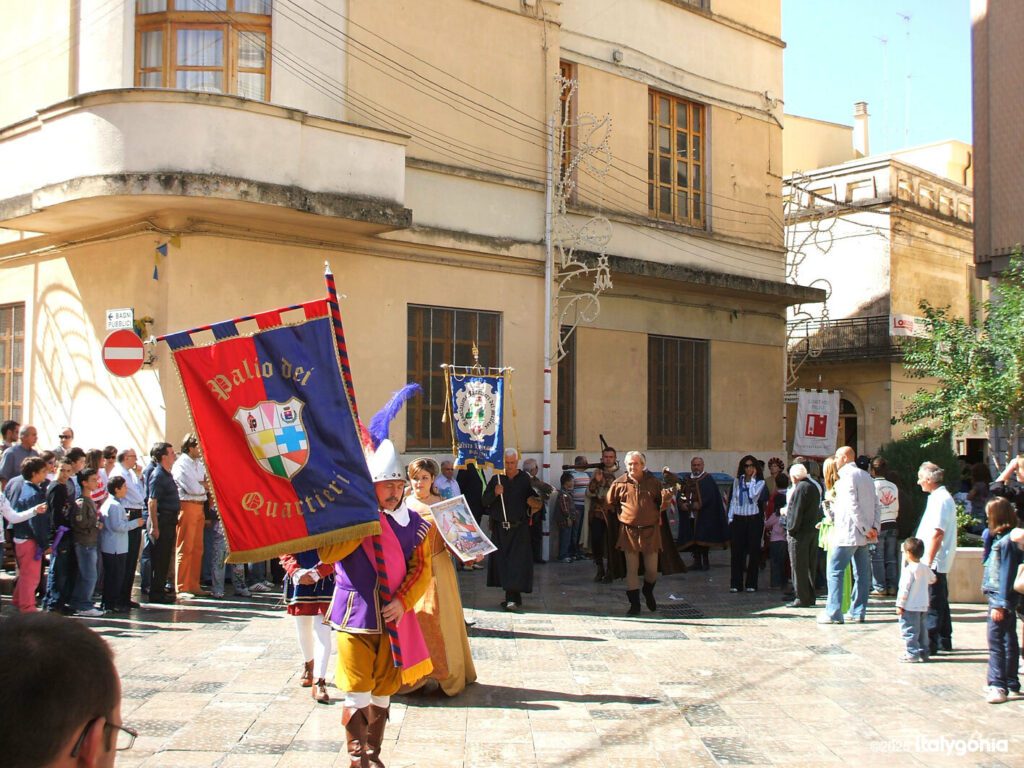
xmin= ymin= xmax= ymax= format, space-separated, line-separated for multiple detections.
xmin=312 ymin=678 xmax=330 ymax=704
xmin=300 ymin=659 xmax=314 ymax=688
xmin=365 ymin=704 xmax=390 ymax=767
xmin=342 ymin=706 xmax=370 ymax=768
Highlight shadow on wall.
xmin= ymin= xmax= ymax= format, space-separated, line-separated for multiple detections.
xmin=33 ymin=279 xmax=164 ymax=450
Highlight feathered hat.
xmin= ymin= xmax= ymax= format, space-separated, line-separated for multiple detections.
xmin=363 ymin=383 xmax=422 ymax=483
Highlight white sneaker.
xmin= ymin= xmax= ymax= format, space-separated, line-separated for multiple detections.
xmin=237 ymin=587 xmax=252 ymax=597
xmin=77 ymin=608 xmax=105 ymax=618
xmin=986 ymin=686 xmax=1008 ymax=704
xmin=249 ymin=582 xmax=270 ymax=593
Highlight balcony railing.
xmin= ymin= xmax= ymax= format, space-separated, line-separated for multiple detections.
xmin=788 ymin=315 xmax=909 ymax=362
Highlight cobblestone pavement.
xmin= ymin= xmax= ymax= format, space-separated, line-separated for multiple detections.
xmin=60 ymin=551 xmax=1024 ymax=767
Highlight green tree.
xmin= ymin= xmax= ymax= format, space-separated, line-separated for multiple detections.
xmin=896 ymin=250 xmax=1024 ymax=468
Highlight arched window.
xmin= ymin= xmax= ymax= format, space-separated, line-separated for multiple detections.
xmin=135 ymin=1 xmax=271 ymax=101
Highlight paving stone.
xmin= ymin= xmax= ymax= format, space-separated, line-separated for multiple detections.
xmin=46 ymin=552 xmax=1019 ymax=767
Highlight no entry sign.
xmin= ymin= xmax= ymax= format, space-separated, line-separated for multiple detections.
xmin=102 ymin=329 xmax=145 ymax=377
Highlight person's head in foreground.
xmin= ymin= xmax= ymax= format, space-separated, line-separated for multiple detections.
xmin=0 ymin=612 xmax=134 ymax=767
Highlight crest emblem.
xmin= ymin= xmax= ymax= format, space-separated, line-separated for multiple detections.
xmin=454 ymin=379 xmax=498 ymax=443
xmin=234 ymin=397 xmax=310 ymax=479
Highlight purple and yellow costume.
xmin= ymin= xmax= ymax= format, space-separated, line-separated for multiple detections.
xmin=320 ymin=503 xmax=434 ymax=695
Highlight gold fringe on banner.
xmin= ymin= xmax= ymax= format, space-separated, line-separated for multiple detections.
xmin=225 ymin=520 xmax=381 ymax=564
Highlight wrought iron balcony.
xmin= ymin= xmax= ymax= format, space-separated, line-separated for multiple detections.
xmin=788 ymin=315 xmax=909 ymax=363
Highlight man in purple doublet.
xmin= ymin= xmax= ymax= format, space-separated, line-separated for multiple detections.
xmin=318 ymin=439 xmax=433 ymax=768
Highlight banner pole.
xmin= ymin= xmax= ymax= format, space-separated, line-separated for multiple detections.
xmin=542 ymin=114 xmax=555 ymax=562
xmin=324 ymin=262 xmax=360 ymax=420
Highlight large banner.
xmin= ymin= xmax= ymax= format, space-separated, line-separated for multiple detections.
xmin=792 ymin=388 xmax=840 ymax=458
xmin=447 ymin=372 xmax=506 ymax=473
xmin=165 ymin=300 xmax=380 ymax=562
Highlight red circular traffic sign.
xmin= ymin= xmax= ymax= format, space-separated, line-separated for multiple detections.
xmin=102 ymin=329 xmax=145 ymax=377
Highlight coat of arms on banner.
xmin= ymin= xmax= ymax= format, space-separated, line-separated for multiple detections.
xmin=234 ymin=397 xmax=310 ymax=480
xmin=454 ymin=379 xmax=498 ymax=443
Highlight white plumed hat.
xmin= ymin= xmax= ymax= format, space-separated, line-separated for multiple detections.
xmin=367 ymin=439 xmax=403 ymax=483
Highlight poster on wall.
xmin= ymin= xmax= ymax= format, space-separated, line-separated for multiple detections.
xmin=792 ymin=389 xmax=840 ymax=457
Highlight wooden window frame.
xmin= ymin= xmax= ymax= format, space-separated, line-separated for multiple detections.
xmin=648 ymin=90 xmax=705 ymax=227
xmin=406 ymin=304 xmax=502 ymax=450
xmin=556 ymin=325 xmax=576 ymax=450
xmin=134 ymin=1 xmax=272 ymax=101
xmin=647 ymin=334 xmax=709 ymax=449
xmin=0 ymin=303 xmax=25 ymax=423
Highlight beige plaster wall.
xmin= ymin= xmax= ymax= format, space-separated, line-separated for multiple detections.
xmin=782 ymin=115 xmax=855 ymax=176
xmin=890 ymin=214 xmax=975 ymax=318
xmin=348 ymin=0 xmax=551 ymax=177
xmin=714 ymin=0 xmax=782 ymax=39
xmin=709 ymin=105 xmax=784 ymax=248
xmin=574 ymin=328 xmax=647 ymax=453
xmin=573 ymin=64 xmax=648 ymax=218
xmin=710 ymin=340 xmax=783 ymax=452
xmin=0 ymin=0 xmax=74 ymax=127
xmin=560 ymin=0 xmax=782 ymax=108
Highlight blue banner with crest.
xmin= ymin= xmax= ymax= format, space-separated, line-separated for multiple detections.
xmin=448 ymin=373 xmax=505 ymax=473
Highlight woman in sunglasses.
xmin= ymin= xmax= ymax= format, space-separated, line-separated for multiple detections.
xmin=728 ymin=455 xmax=768 ymax=593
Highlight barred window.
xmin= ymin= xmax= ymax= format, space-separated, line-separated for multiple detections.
xmin=135 ymin=0 xmax=271 ymax=100
xmin=648 ymin=90 xmax=705 ymax=226
xmin=0 ymin=303 xmax=25 ymax=422
xmin=648 ymin=335 xmax=708 ymax=448
xmin=407 ymin=305 xmax=501 ymax=449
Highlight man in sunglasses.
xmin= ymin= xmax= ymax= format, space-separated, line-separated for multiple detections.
xmin=0 ymin=612 xmax=135 ymax=766
xmin=53 ymin=427 xmax=75 ymax=460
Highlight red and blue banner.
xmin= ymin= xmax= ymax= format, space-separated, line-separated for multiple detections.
xmin=165 ymin=298 xmax=380 ymax=562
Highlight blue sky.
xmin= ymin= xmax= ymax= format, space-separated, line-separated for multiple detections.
xmin=782 ymin=0 xmax=972 ymax=153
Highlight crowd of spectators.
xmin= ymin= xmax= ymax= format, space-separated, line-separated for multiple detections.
xmin=0 ymin=420 xmax=279 ymax=617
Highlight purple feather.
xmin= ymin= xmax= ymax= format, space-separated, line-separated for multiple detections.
xmin=368 ymin=383 xmax=422 ymax=449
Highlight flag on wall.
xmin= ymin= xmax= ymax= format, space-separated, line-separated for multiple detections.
xmin=446 ymin=371 xmax=507 ymax=473
xmin=163 ymin=293 xmax=379 ymax=562
xmin=792 ymin=388 xmax=841 ymax=458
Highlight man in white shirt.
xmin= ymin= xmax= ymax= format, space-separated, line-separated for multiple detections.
xmin=819 ymin=446 xmax=880 ymax=624
xmin=435 ymin=460 xmax=461 ymax=501
xmin=915 ymin=461 xmax=958 ymax=655
xmin=172 ymin=434 xmax=208 ymax=598
xmin=110 ymin=448 xmax=146 ymax=609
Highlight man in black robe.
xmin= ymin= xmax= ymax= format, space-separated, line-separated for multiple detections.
xmin=678 ymin=457 xmax=728 ymax=571
xmin=483 ymin=449 xmax=539 ymax=611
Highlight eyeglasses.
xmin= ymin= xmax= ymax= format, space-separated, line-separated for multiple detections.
xmin=59 ymin=434 xmax=72 ymax=440
xmin=743 ymin=463 xmax=755 ymax=468
xmin=70 ymin=718 xmax=137 ymax=756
